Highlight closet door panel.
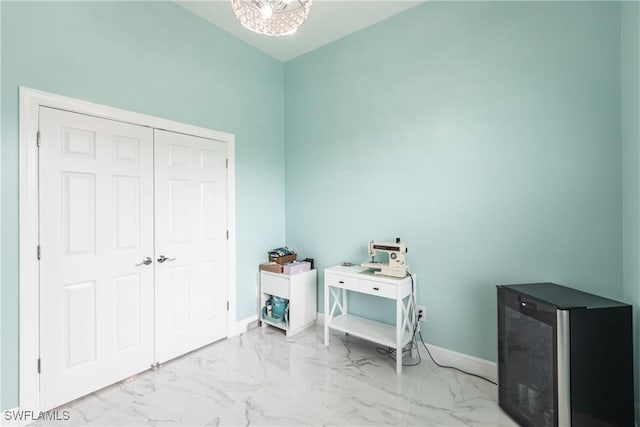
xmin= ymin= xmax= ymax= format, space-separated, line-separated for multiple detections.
xmin=154 ymin=129 xmax=228 ymax=363
xmin=39 ymin=107 xmax=155 ymax=411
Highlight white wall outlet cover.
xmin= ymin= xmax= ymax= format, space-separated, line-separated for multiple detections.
xmin=417 ymin=305 xmax=426 ymax=321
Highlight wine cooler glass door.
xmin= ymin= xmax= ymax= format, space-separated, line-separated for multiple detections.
xmin=498 ymin=289 xmax=556 ymax=427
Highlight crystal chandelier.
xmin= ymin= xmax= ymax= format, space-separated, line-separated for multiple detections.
xmin=231 ymin=0 xmax=312 ymax=37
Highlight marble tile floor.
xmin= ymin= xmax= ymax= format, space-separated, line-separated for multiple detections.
xmin=30 ymin=325 xmax=517 ymax=426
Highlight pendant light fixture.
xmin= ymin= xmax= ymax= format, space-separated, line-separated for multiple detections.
xmin=231 ymin=0 xmax=312 ymax=37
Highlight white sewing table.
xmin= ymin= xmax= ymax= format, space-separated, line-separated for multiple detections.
xmin=323 ymin=265 xmax=416 ymax=374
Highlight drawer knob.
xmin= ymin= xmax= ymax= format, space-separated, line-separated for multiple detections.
xmin=339 ymin=281 xmax=344 ymax=284
xmin=373 ymin=287 xmax=379 ymax=291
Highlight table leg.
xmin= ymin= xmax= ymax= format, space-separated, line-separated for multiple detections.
xmin=411 ymin=293 xmax=417 ymax=358
xmin=342 ymin=288 xmax=348 ymax=314
xmin=396 ymin=295 xmax=402 ymax=374
xmin=324 ymin=284 xmax=330 ymax=347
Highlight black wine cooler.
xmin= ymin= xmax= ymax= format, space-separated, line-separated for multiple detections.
xmin=497 ymin=283 xmax=634 ymax=427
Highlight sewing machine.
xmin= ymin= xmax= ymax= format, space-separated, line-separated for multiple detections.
xmin=361 ymin=238 xmax=408 ymax=278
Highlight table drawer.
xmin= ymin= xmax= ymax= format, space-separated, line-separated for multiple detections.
xmin=261 ymin=273 xmax=290 ymax=299
xmin=359 ymin=279 xmax=397 ymax=299
xmin=325 ymin=273 xmax=359 ymax=292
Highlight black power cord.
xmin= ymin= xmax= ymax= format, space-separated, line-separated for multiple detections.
xmin=376 ymin=271 xmax=497 ymax=385
xmin=418 ymin=330 xmax=497 ymax=385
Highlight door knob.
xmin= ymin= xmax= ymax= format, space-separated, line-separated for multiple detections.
xmin=157 ymin=255 xmax=176 ymax=263
xmin=136 ymin=257 xmax=153 ymax=266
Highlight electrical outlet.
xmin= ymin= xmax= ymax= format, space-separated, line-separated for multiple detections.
xmin=417 ymin=305 xmax=426 ymax=321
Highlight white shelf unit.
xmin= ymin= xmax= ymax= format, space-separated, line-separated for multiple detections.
xmin=324 ymin=265 xmax=416 ymax=374
xmin=260 ymin=269 xmax=317 ymax=337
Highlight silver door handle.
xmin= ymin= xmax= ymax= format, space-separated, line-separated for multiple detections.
xmin=157 ymin=255 xmax=176 ymax=263
xmin=136 ymin=257 xmax=153 ymax=266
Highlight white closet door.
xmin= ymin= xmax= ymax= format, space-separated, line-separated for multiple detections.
xmin=39 ymin=107 xmax=155 ymax=411
xmin=154 ymin=129 xmax=228 ymax=363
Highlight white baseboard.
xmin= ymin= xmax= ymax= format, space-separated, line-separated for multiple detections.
xmin=318 ymin=311 xmax=497 ymax=383
xmin=420 ymin=342 xmax=497 ymax=384
xmin=228 ymin=315 xmax=258 ymax=337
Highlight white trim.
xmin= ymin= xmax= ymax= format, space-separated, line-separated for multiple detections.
xmin=226 ymin=139 xmax=237 ymax=339
xmin=228 ymin=315 xmax=259 ymax=337
xmin=420 ymin=342 xmax=497 ymax=384
xmin=19 ymin=87 xmax=236 ymax=413
xmin=19 ymin=88 xmax=41 ymax=414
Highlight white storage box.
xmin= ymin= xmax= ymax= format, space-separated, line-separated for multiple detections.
xmin=283 ymin=261 xmax=311 ymax=275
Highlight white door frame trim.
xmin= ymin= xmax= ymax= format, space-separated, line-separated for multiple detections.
xmin=18 ymin=87 xmax=237 ymax=412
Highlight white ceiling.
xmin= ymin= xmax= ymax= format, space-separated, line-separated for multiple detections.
xmin=176 ymin=1 xmax=424 ymax=62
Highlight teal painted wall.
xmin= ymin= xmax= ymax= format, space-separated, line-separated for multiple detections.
xmin=0 ymin=1 xmax=285 ymax=410
xmin=622 ymin=0 xmax=640 ymax=414
xmin=285 ymin=1 xmax=624 ymax=361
